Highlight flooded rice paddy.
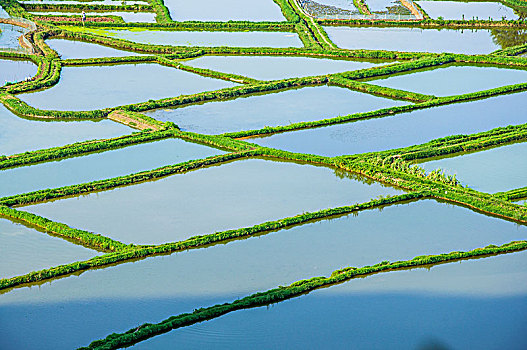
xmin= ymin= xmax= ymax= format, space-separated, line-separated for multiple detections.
xmin=1 ymin=200 xmax=526 ymax=349
xmin=416 ymin=1 xmax=520 ymax=21
xmin=70 ymin=28 xmax=304 ymax=48
xmin=0 ymin=104 xmax=131 ymax=155
xmin=419 ymin=141 xmax=527 ymax=193
xmin=366 ymin=64 xmax=527 ymax=96
xmin=0 ymin=23 xmax=27 ymax=51
xmin=183 ymin=55 xmax=389 ymax=80
xmin=324 ymin=26 xmax=527 ymax=54
xmin=1 ymin=58 xmax=37 ymax=84
xmin=46 ymin=39 xmax=146 ymax=59
xmin=0 ymin=138 xmax=225 ymax=198
xmin=0 ymin=216 xmax=100 ymax=279
xmin=134 ymin=251 xmax=527 ymax=349
xmin=21 ymin=158 xmax=405 ymax=244
xmin=18 ymin=63 xmax=237 ymax=110
xmin=1 ymin=0 xmax=526 ymax=347
xmin=162 ymin=0 xmax=286 ymax=22
xmin=145 ymin=86 xmax=409 ymax=134
xmin=250 ymin=90 xmax=527 ymax=156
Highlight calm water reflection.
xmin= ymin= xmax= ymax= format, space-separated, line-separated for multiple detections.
xmin=0 ymin=104 xmax=131 ymax=155
xmin=250 ymin=91 xmax=527 ymax=156
xmin=0 ymin=138 xmax=225 ymax=198
xmin=419 ymin=142 xmax=527 ymax=193
xmin=1 ymin=200 xmax=525 ymax=349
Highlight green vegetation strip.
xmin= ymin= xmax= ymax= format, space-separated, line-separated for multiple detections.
xmin=329 ymin=75 xmax=435 ymax=102
xmin=79 ymin=241 xmax=527 ymax=350
xmin=0 ymin=192 xmax=425 ymax=291
xmin=0 ymin=129 xmax=174 ymax=169
xmin=0 ymin=150 xmax=256 ymax=207
xmin=339 ymin=158 xmax=527 ymax=222
xmin=23 ymin=3 xmax=152 ymax=12
xmin=373 ymin=124 xmax=527 ymax=162
xmin=223 ymin=81 xmax=527 ymax=139
xmin=0 ymin=206 xmax=127 ymax=251
xmin=494 ymin=187 xmax=527 ymax=201
xmin=51 ymin=21 xmax=295 ymax=31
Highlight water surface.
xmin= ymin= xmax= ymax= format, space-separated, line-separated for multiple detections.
xmin=417 ymin=1 xmax=519 ymax=20
xmin=366 ymin=0 xmax=410 ymax=14
xmin=1 ymin=200 xmax=526 ymax=349
xmin=324 ymin=26 xmax=527 ymax=54
xmin=184 ymin=55 xmax=388 ymax=80
xmin=0 ymin=138 xmax=225 ymax=198
xmin=367 ymin=65 xmax=527 ymax=96
xmin=46 ymin=39 xmax=145 ymax=59
xmin=0 ymin=104 xmax=131 ymax=155
xmin=145 ymin=86 xmax=409 ymax=134
xmin=250 ymin=90 xmax=527 ymax=156
xmin=315 ymin=0 xmax=359 ymax=11
xmin=163 ymin=0 xmax=285 ymax=21
xmin=419 ymin=142 xmax=527 ymax=193
xmin=0 ymin=216 xmax=99 ymax=279
xmin=1 ymin=59 xmax=37 ymax=84
xmin=18 ymin=63 xmax=236 ymax=111
xmin=72 ymin=28 xmax=303 ymax=48
xmin=0 ymin=23 xmax=26 ymax=51
xmin=22 ymin=158 xmax=404 ymax=244
xmin=136 ymin=251 xmax=527 ymax=349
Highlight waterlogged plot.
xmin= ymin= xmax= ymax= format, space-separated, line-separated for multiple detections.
xmin=0 ymin=138 xmax=225 ymax=198
xmin=323 ymin=26 xmax=527 ymax=54
xmin=18 ymin=63 xmax=237 ymax=111
xmin=250 ymin=91 xmax=527 ymax=156
xmin=3 ymin=0 xmax=527 ymax=347
xmin=32 ymin=11 xmax=157 ymax=23
xmin=314 ymin=0 xmax=360 ymax=11
xmin=2 ymin=201 xmax=527 ymax=349
xmin=419 ymin=142 xmax=527 ymax=193
xmin=367 ymin=65 xmax=527 ymax=96
xmin=71 ymin=28 xmax=304 ymax=48
xmin=0 ymin=105 xmax=131 ymax=155
xmin=366 ymin=0 xmax=410 ymax=14
xmin=416 ymin=1 xmax=520 ymax=20
xmin=145 ymin=86 xmax=409 ymax=134
xmin=183 ymin=55 xmax=388 ymax=80
xmin=141 ymin=251 xmax=527 ymax=349
xmin=0 ymin=216 xmax=99 ymax=279
xmin=46 ymin=39 xmax=145 ymax=59
xmin=22 ymin=159 xmax=404 ymax=245
xmin=163 ymin=0 xmax=286 ymax=21
xmin=0 ymin=23 xmax=27 ymax=50
xmin=1 ymin=59 xmax=37 ymax=84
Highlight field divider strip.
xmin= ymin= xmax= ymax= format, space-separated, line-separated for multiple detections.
xmin=0 ymin=206 xmax=128 ymax=251
xmin=0 ymin=192 xmax=427 ymax=291
xmin=0 ymin=150 xmax=257 ymax=207
xmin=79 ymin=240 xmax=527 ymax=350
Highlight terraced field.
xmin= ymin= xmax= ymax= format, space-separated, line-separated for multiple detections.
xmin=0 ymin=0 xmax=526 ymax=348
